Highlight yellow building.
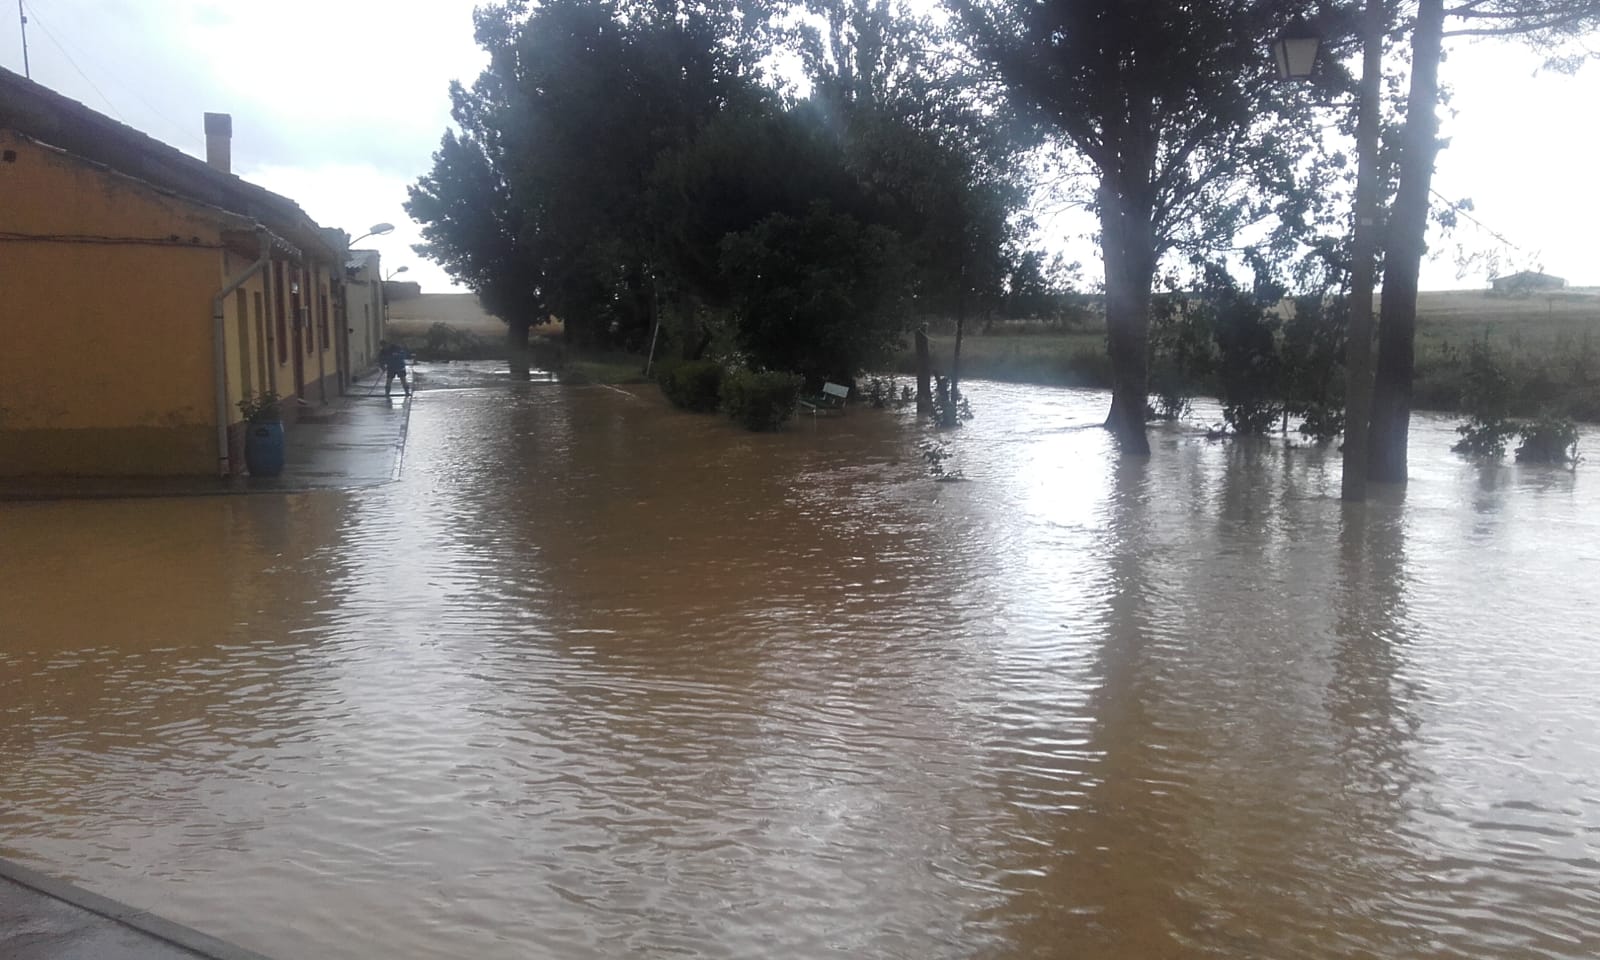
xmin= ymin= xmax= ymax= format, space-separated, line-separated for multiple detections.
xmin=0 ymin=67 xmax=351 ymax=477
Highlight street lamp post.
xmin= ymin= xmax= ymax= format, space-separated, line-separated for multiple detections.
xmin=382 ymin=265 xmax=408 ymax=327
xmin=349 ymin=222 xmax=395 ymax=247
xmin=1274 ymin=4 xmax=1382 ymax=503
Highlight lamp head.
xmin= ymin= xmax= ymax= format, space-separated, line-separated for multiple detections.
xmin=1272 ymin=24 xmax=1321 ymax=80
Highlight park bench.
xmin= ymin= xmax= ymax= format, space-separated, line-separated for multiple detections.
xmin=799 ymin=381 xmax=850 ymax=416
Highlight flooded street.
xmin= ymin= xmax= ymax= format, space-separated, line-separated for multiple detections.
xmin=3 ymin=370 xmax=1598 ymax=959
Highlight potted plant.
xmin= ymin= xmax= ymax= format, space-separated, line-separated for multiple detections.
xmin=238 ymin=391 xmax=285 ymax=477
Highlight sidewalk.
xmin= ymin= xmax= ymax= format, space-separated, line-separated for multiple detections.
xmin=0 ymin=381 xmax=411 ymax=501
xmin=251 ymin=377 xmax=412 ymax=492
xmin=0 ymin=859 xmax=273 ymax=960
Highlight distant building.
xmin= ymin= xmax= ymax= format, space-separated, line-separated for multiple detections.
xmin=346 ymin=250 xmax=385 ymax=375
xmin=0 ymin=66 xmax=349 ymax=477
xmin=1490 ymin=271 xmax=1566 ymax=295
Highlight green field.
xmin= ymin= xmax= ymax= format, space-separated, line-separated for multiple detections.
xmin=894 ymin=290 xmax=1600 ymax=421
xmin=390 ymin=289 xmax=1600 ymax=418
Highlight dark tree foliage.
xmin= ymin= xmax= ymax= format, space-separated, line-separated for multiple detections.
xmin=952 ymin=0 xmax=1332 ymax=453
xmin=798 ymin=0 xmax=1029 ymax=388
xmin=406 ymin=126 xmax=546 ymax=347
xmin=409 ymin=0 xmax=1029 ymax=384
xmin=720 ymin=203 xmax=913 ymax=384
xmin=1002 ymin=252 xmax=1088 ymax=326
xmin=409 ymin=0 xmax=775 ymax=350
xmin=1279 ymin=293 xmax=1347 ymax=444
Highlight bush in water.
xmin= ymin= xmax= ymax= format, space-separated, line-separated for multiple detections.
xmin=660 ymin=359 xmax=726 ymax=413
xmin=1452 ymin=339 xmax=1519 ymax=460
xmin=1515 ymin=415 xmax=1580 ymax=465
xmin=721 ymin=369 xmax=803 ymax=431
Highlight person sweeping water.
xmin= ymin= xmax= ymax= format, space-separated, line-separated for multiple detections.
xmin=378 ymin=341 xmax=413 ymax=398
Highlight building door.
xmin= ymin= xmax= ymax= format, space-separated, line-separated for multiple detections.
xmin=333 ymin=284 xmax=348 ymax=392
xmin=291 ymin=274 xmax=305 ymax=399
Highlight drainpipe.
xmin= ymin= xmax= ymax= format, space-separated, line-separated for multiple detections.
xmin=212 ymin=229 xmax=271 ymax=476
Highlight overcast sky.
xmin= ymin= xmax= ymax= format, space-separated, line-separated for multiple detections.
xmin=4 ymin=0 xmax=1596 ymax=294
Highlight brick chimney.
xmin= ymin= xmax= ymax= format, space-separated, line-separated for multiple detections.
xmin=203 ymin=112 xmax=232 ymax=174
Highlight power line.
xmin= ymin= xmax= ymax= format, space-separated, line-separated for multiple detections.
xmin=1433 ymin=187 xmax=1526 ymax=252
xmin=32 ymin=0 xmax=207 ymax=152
xmin=22 ymin=1 xmax=124 ymax=121
xmin=17 ymin=0 xmax=28 ymax=78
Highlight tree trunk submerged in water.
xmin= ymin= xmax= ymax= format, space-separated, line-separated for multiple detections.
xmin=508 ymin=315 xmax=532 ymax=350
xmin=915 ymin=328 xmax=934 ymax=415
xmin=1368 ymin=0 xmax=1446 ymax=485
xmin=1099 ymin=181 xmax=1156 ymax=456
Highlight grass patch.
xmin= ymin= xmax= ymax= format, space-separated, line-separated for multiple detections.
xmin=894 ymin=301 xmax=1600 ymax=421
xmin=890 ymin=332 xmax=1112 ymax=388
xmin=560 ymin=349 xmax=652 ymax=385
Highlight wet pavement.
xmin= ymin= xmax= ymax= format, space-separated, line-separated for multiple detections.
xmin=250 ymin=373 xmax=412 ymax=492
xmin=0 ymin=859 xmax=271 ymax=960
xmin=0 ymin=372 xmax=413 ymax=500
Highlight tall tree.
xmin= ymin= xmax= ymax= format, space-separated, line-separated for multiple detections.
xmin=1369 ymin=0 xmax=1600 ymax=483
xmin=953 ymin=0 xmax=1327 ymax=453
xmin=409 ymin=0 xmax=775 ymax=349
xmin=406 ymin=6 xmax=548 ymax=347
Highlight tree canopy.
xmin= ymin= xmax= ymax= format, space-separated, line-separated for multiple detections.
xmin=408 ymin=0 xmax=1031 ymax=383
xmin=951 ymin=0 xmax=1333 ymax=452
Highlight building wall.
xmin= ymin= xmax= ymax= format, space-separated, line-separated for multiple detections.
xmin=0 ymin=133 xmax=227 ymax=475
xmin=260 ymin=259 xmax=342 ymax=406
xmin=0 ymin=131 xmax=347 ymax=477
xmin=346 ymin=251 xmax=383 ymax=376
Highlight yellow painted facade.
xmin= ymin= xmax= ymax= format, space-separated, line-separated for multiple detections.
xmin=0 ymin=131 xmax=342 ymax=476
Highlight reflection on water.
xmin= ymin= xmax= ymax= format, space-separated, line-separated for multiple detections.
xmin=3 ymin=371 xmax=1598 ymax=959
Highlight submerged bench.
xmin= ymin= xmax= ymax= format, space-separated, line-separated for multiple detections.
xmin=799 ymin=381 xmax=850 ymax=416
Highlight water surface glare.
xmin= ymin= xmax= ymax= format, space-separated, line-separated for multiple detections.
xmin=3 ymin=372 xmax=1599 ymax=958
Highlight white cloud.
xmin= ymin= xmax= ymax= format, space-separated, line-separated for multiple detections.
xmin=5 ymin=0 xmax=481 ymax=291
xmin=243 ymin=163 xmax=453 ymax=293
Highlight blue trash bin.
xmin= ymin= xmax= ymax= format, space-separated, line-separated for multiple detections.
xmin=245 ymin=420 xmax=285 ymax=477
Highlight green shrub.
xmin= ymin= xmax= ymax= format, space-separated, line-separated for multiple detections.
xmin=659 ymin=359 xmax=726 ymax=413
xmin=863 ymin=376 xmax=900 ymax=408
xmin=1515 ymin=415 xmax=1580 ymax=464
xmin=237 ymin=391 xmax=281 ymax=423
xmin=721 ymin=369 xmax=802 ymax=431
xmin=1296 ymin=403 xmax=1345 ymax=446
xmin=1453 ymin=340 xmax=1518 ymax=459
xmin=1452 ymin=417 xmax=1517 ymax=459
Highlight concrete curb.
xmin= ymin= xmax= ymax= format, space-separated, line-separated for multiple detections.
xmin=0 ymin=858 xmax=275 ymax=960
xmin=389 ymin=392 xmax=414 ymax=482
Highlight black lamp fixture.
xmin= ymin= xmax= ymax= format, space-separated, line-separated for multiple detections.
xmin=1272 ymin=22 xmax=1321 ymax=80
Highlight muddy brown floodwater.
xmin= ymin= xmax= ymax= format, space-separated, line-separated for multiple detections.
xmin=3 ymin=367 xmax=1598 ymax=959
